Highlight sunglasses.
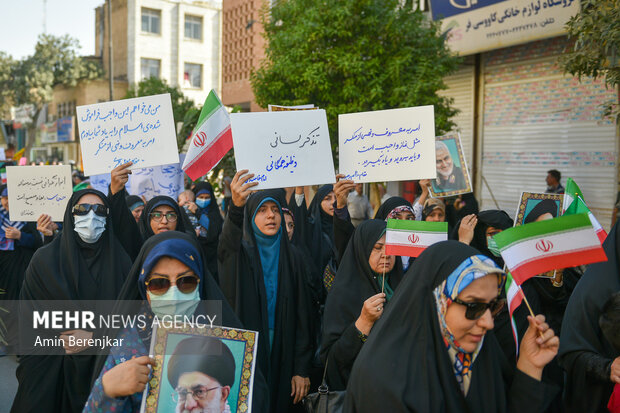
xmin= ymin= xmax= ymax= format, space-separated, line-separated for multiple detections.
xmin=452 ymin=297 xmax=506 ymax=320
xmin=72 ymin=203 xmax=109 ymax=217
xmin=149 ymin=212 xmax=178 ymax=222
xmin=145 ymin=274 xmax=200 ymax=295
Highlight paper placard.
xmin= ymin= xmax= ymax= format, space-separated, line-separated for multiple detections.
xmin=76 ymin=93 xmax=179 ymax=176
xmin=6 ymin=165 xmax=72 ymax=221
xmin=338 ymin=106 xmax=436 ymax=183
xmin=91 ymin=158 xmax=185 ymax=201
xmin=0 ymin=148 xmax=5 ymax=160
xmin=429 ymin=133 xmax=473 ymax=198
xmin=231 ymin=110 xmax=336 ymax=190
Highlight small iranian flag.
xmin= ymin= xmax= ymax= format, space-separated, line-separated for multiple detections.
xmin=385 ymin=219 xmax=448 ymax=257
xmin=494 ymin=214 xmax=607 ymax=285
xmin=505 ymin=272 xmax=523 ymax=354
xmin=182 ymin=90 xmax=233 ymax=180
xmin=562 ymin=178 xmax=607 ymax=244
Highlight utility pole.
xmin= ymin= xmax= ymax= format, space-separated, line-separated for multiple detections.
xmin=108 ymin=0 xmax=114 ymax=101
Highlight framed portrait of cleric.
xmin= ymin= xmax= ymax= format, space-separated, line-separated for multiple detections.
xmin=514 ymin=192 xmax=564 ymax=285
xmin=429 ymin=133 xmax=473 ymax=198
xmin=141 ymin=324 xmax=258 ymax=413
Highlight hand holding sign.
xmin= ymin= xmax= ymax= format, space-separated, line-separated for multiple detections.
xmin=231 ymin=170 xmax=259 ymax=207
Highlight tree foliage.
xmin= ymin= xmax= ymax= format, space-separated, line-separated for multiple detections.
xmin=125 ymin=76 xmax=195 ymax=129
xmin=0 ymin=53 xmax=16 ymax=119
xmin=251 ymin=0 xmax=461 ymax=151
xmin=560 ymin=0 xmax=620 ymax=88
xmin=7 ymin=34 xmax=103 ymax=147
xmin=560 ymin=0 xmax=619 ymax=120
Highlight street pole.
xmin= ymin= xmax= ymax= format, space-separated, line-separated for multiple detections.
xmin=108 ymin=0 xmax=114 ymax=101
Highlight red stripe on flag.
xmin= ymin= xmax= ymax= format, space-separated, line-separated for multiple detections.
xmin=596 ymin=229 xmax=607 ymax=244
xmin=385 ymin=244 xmax=427 ymax=258
xmin=184 ymin=127 xmax=233 ymax=180
xmin=508 ymin=293 xmax=522 ymax=317
xmin=509 ymin=246 xmax=607 ymax=284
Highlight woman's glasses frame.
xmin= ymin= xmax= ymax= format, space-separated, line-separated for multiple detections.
xmin=452 ymin=297 xmax=506 ymax=320
xmin=72 ymin=203 xmax=109 ymax=217
xmin=149 ymin=211 xmax=178 ymax=222
xmin=144 ymin=273 xmax=200 ymax=295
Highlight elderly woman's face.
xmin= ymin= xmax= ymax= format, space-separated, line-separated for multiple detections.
xmin=254 ymin=200 xmax=281 ymax=236
xmin=444 ymin=274 xmax=499 ymax=353
xmin=368 ymin=234 xmax=396 ymax=273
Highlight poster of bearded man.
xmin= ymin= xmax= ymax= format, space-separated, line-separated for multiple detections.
xmin=429 ymin=133 xmax=472 ymax=198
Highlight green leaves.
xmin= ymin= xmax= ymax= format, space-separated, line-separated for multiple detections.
xmin=251 ymin=0 xmax=461 ymax=156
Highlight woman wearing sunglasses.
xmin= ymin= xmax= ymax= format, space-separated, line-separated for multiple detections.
xmin=321 ymin=219 xmax=404 ymax=391
xmin=344 ymin=241 xmax=559 ymax=412
xmin=12 ymin=189 xmax=133 ymax=413
xmin=85 ymin=231 xmax=268 ymax=412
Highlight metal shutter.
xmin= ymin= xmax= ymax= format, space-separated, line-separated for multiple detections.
xmin=479 ymin=37 xmax=618 ymax=230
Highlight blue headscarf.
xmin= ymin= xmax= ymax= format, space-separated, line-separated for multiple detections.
xmin=138 ymin=238 xmax=203 ymax=300
xmin=251 ymin=197 xmax=282 ymax=331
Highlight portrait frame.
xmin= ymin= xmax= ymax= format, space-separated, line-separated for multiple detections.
xmin=141 ymin=324 xmax=258 ymax=413
xmin=513 ymin=192 xmax=564 ymax=284
xmin=429 ymin=133 xmax=472 ymax=198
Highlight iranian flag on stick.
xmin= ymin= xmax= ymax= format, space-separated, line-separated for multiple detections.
xmin=182 ymin=90 xmax=233 ymax=180
xmin=494 ymin=214 xmax=607 ymax=285
xmin=385 ymin=219 xmax=448 ymax=257
xmin=562 ymin=178 xmax=607 ymax=244
xmin=505 ymin=272 xmax=523 ymax=354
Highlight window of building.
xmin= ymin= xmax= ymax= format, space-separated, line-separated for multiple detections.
xmin=184 ymin=15 xmax=202 ymax=40
xmin=141 ymin=8 xmax=161 ymax=34
xmin=141 ymin=58 xmax=161 ymax=79
xmin=183 ymin=63 xmax=202 ymax=88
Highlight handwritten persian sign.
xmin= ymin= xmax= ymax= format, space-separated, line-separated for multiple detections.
xmin=6 ymin=165 xmax=72 ymax=221
xmin=230 ymin=110 xmax=336 ymax=190
xmin=430 ymin=0 xmax=580 ymax=56
xmin=76 ymin=93 xmax=179 ymax=176
xmin=91 ymin=159 xmax=185 ymax=201
xmin=338 ymin=106 xmax=436 ymax=183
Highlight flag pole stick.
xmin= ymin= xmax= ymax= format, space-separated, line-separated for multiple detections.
xmin=382 ymin=265 xmax=386 ymax=294
xmin=517 ymin=284 xmax=544 ymax=339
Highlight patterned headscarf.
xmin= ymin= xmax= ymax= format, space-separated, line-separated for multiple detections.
xmin=432 ymin=255 xmax=506 ymax=395
xmin=386 ymin=205 xmax=414 ymax=220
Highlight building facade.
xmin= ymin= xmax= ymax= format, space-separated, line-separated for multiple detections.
xmin=96 ymin=0 xmax=222 ymax=104
xmin=221 ymin=0 xmax=265 ymax=111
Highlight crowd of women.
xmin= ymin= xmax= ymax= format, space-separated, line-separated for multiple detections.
xmin=0 ymin=161 xmax=619 ymax=413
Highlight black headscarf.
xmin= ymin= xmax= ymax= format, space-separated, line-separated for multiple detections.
xmin=472 ymin=210 xmax=513 ymax=265
xmin=218 ymin=190 xmax=312 ymax=412
xmin=125 ymin=195 xmax=144 ymax=211
xmin=558 ymin=223 xmax=620 ymax=412
xmin=373 ymin=196 xmax=412 ymax=221
xmin=13 ymin=189 xmax=132 ymax=413
xmin=307 ymin=185 xmax=335 ymax=271
xmin=138 ymin=195 xmax=194 ymax=240
xmin=321 ymin=219 xmax=403 ymax=390
xmin=524 ymin=199 xmax=558 ymax=224
xmin=345 ymin=241 xmax=548 ymax=412
xmin=192 ymin=182 xmax=224 ymax=282
xmin=446 ymin=193 xmax=479 ymax=229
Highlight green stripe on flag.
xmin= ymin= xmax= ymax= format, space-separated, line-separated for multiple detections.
xmin=195 ymin=90 xmax=223 ymax=129
xmin=494 ymin=213 xmax=591 ymax=250
xmin=386 ymin=219 xmax=448 ymax=232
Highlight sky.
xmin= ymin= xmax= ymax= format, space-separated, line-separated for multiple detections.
xmin=0 ymin=0 xmax=103 ymax=59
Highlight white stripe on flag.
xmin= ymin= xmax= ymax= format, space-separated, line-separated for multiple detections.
xmin=501 ymin=227 xmax=599 ymax=268
xmin=386 ymin=230 xmax=447 ymax=248
xmin=182 ymin=105 xmax=230 ymax=170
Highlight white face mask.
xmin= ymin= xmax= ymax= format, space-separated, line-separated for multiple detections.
xmin=73 ymin=210 xmax=107 ymax=243
xmin=147 ymin=285 xmax=200 ymax=319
